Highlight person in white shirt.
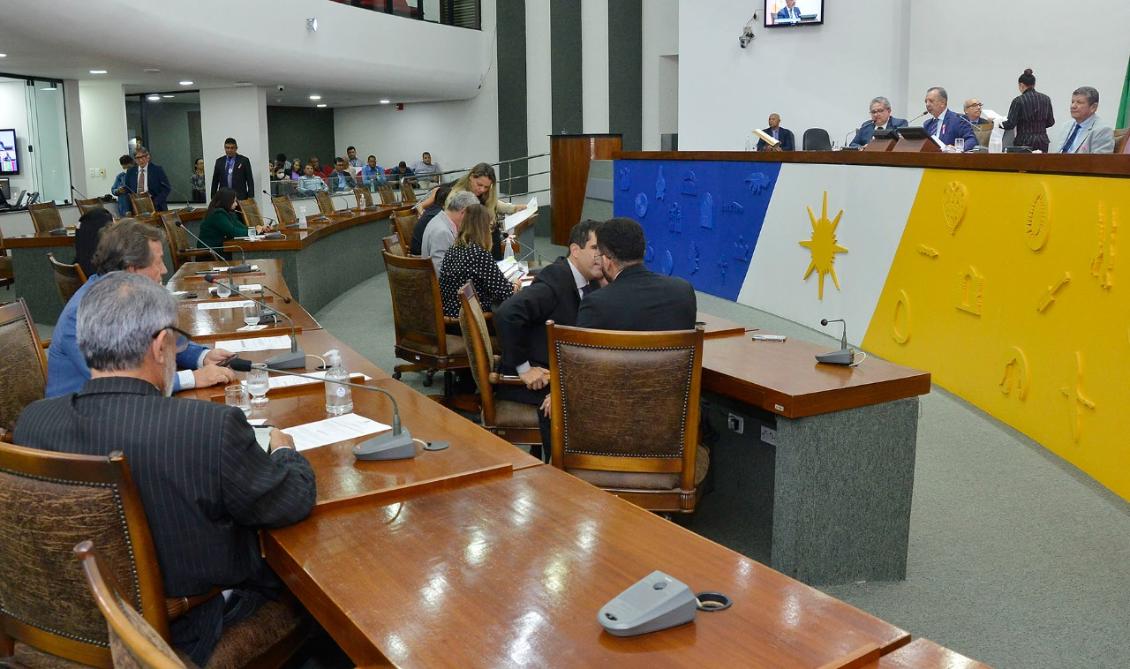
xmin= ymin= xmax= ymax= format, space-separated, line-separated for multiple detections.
xmin=1049 ymin=86 xmax=1114 ymax=154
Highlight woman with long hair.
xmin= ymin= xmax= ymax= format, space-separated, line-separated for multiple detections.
xmin=199 ymin=187 xmax=264 ymax=258
xmin=438 ymin=203 xmax=516 ymax=317
xmin=413 ymin=162 xmax=527 ymax=258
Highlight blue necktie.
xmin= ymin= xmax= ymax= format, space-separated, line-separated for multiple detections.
xmin=226 ymin=157 xmax=234 ymax=188
xmin=1061 ymin=124 xmax=1081 ymax=153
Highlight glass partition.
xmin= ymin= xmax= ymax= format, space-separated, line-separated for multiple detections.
xmin=329 ymin=0 xmax=480 ymax=29
xmin=0 ymin=75 xmax=72 ymax=204
xmin=126 ymin=91 xmax=202 ymax=204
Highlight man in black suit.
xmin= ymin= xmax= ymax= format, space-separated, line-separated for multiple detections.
xmin=125 ymin=145 xmax=172 ymax=211
xmin=14 ymin=272 xmax=316 ymax=666
xmin=211 ymin=137 xmax=254 ymax=199
xmin=577 ymin=217 xmax=697 ymax=332
xmin=757 ymin=113 xmax=795 ymax=151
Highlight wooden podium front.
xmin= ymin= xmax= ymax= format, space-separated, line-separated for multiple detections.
xmin=862 ymin=138 xmax=897 ymax=152
xmin=549 ymin=133 xmax=622 ymax=245
xmin=892 ymin=134 xmax=941 ymax=153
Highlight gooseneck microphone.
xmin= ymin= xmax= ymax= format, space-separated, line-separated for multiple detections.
xmin=227 ymin=359 xmax=415 ymax=460
xmin=70 ymin=184 xmax=91 ymax=204
xmin=203 ymin=274 xmax=305 ymax=368
xmin=174 ymin=218 xmax=251 ymax=273
xmin=907 ymin=110 xmax=930 ymax=125
xmin=816 ymin=318 xmax=854 ymax=365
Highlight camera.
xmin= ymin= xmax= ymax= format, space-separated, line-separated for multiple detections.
xmin=739 ymin=26 xmax=754 ymax=48
xmin=276 ymin=85 xmax=286 ymax=92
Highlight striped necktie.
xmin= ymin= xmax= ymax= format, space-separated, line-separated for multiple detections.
xmin=1061 ymin=124 xmax=1082 ymax=153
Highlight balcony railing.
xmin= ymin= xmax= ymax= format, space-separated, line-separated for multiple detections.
xmin=329 ymin=0 xmax=481 ymax=30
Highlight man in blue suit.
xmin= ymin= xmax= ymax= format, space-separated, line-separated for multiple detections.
xmin=850 ymin=96 xmax=908 ymax=147
xmin=124 ymin=145 xmax=172 ymax=211
xmin=777 ymin=0 xmax=802 ymax=22
xmin=757 ymin=113 xmax=795 ymax=151
xmin=923 ymin=87 xmax=978 ymax=152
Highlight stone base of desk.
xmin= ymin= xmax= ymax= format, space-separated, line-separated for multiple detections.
xmin=700 ymin=395 xmax=918 ymax=586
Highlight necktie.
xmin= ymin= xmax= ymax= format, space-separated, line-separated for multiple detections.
xmin=227 ymin=157 xmax=234 ymax=188
xmin=1061 ymin=124 xmax=1081 ymax=153
xmin=138 ymin=168 xmax=146 ymax=193
xmin=931 ymin=118 xmax=942 ymax=137
xmin=581 ymin=283 xmax=595 ymax=299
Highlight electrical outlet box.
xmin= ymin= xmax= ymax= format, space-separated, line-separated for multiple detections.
xmin=97 ymin=167 xmax=106 ymax=177
xmin=760 ymin=425 xmax=777 ymax=446
xmin=727 ymin=413 xmax=744 ymax=434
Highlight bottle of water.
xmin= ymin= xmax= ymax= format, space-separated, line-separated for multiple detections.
xmin=323 ymin=349 xmax=353 ymax=415
xmin=502 ymin=236 xmax=515 ymax=260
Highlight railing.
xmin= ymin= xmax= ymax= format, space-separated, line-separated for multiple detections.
xmin=329 ymin=0 xmax=481 ymax=30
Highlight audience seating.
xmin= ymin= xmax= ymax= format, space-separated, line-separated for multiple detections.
xmin=382 ymin=250 xmax=468 ymax=391
xmin=457 ymin=282 xmax=542 ymax=448
xmin=803 ymin=128 xmax=833 ymax=151
xmin=399 ymin=179 xmax=417 ymax=204
xmin=129 ymin=194 xmax=155 ymax=217
xmin=47 ymin=251 xmax=88 ymax=303
xmin=381 ymin=234 xmax=402 ymax=255
xmin=353 ymin=187 xmax=374 ymax=210
xmin=0 ymin=300 xmax=46 ymax=441
xmin=158 ymin=212 xmax=212 ymax=271
xmin=271 ymin=195 xmax=299 ymax=227
xmin=239 ymin=198 xmax=266 ymax=229
xmin=392 ymin=212 xmax=418 ymax=254
xmin=75 ymin=198 xmax=107 ymax=218
xmin=545 ymin=322 xmax=710 ymax=514
xmin=28 ymin=202 xmax=64 ymax=234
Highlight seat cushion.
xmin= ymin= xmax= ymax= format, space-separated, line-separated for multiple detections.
xmin=402 ymin=334 xmax=466 ymax=358
xmin=203 ymin=598 xmax=306 ymax=669
xmin=491 ymin=400 xmax=541 ymax=429
xmin=568 ymin=445 xmax=710 ymax=491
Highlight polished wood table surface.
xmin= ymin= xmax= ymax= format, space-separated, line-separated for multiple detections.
xmin=695 ymin=311 xmax=747 ymax=339
xmin=216 ymin=205 xmax=401 ymax=252
xmin=1 ymin=208 xmax=205 ymax=249
xmin=265 ymin=464 xmax=910 ymax=667
xmin=878 ymin=638 xmax=991 ymax=669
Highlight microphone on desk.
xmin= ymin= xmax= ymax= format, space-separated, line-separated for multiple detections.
xmin=816 ymin=318 xmax=854 ymax=366
xmin=907 ymin=110 xmax=930 ymax=125
xmin=203 ymin=274 xmax=305 ymax=368
xmin=69 ymin=184 xmax=91 ymax=205
xmin=227 ymin=358 xmax=415 ymax=460
xmin=174 ymin=218 xmax=252 ymax=273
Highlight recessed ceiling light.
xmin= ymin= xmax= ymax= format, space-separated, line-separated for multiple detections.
xmin=40 ymin=86 xmax=57 ymax=92
xmin=308 ymin=94 xmax=321 ymax=101
xmin=143 ymin=67 xmax=161 ymax=73
xmin=162 ymin=95 xmax=174 ymax=98
xmin=379 ymin=99 xmax=391 ymax=104
xmin=89 ymin=69 xmax=108 ymax=75
xmin=0 ymin=54 xmax=7 ymax=58
xmin=178 ymin=80 xmax=194 ymax=86
xmin=146 ymin=94 xmax=161 ymax=101
xmin=316 ymin=103 xmax=327 ymax=108
xmin=234 ymin=81 xmax=252 ymax=87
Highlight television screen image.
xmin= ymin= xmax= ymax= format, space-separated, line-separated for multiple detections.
xmin=765 ymin=0 xmax=824 ymax=27
xmin=0 ymin=129 xmax=18 ymax=175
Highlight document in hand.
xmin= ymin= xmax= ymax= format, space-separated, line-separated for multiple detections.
xmin=503 ymin=197 xmax=537 ymax=232
xmin=752 ymin=129 xmax=780 ymax=148
xmin=497 ymin=257 xmax=528 ymax=283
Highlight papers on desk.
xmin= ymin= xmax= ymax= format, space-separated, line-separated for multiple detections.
xmin=209 ymin=284 xmax=262 ymax=296
xmin=237 ymin=324 xmax=268 ymax=332
xmin=243 ymin=370 xmax=372 ymax=393
xmin=213 ymin=335 xmax=294 ymax=352
xmin=282 ymin=413 xmax=391 ymax=451
xmin=497 ymin=257 xmax=528 ymax=283
xmin=502 ymin=197 xmax=537 ymax=232
xmin=197 ymin=300 xmax=255 ymax=310
xmin=199 ymin=265 xmax=260 ymax=273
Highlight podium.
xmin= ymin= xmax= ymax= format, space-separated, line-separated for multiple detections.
xmin=892 ymin=127 xmax=941 ymax=153
xmin=549 ymin=133 xmax=622 ymax=245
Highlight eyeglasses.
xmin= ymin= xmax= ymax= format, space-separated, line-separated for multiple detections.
xmin=964 ymin=103 xmax=982 ymax=109
xmin=152 ymin=325 xmax=191 ymax=352
xmin=869 ymin=109 xmax=887 ymax=115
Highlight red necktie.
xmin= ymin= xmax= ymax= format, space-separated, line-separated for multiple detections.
xmin=139 ymin=168 xmax=147 ymax=193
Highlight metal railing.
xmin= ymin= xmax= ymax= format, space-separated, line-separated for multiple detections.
xmin=329 ymin=0 xmax=481 ymax=30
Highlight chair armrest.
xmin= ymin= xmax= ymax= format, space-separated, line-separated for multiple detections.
xmin=489 ymin=372 xmax=527 ymax=386
xmin=40 ymin=338 xmax=51 ymax=349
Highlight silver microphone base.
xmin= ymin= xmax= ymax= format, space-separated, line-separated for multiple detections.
xmin=266 ymin=349 xmax=306 ymax=369
xmin=353 ymin=428 xmax=416 ymax=460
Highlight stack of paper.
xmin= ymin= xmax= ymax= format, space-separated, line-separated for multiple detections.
xmin=502 ymin=197 xmax=537 ymax=232
xmin=497 ymin=257 xmax=528 ymax=283
xmin=213 ymin=335 xmax=293 ymax=352
xmin=243 ymin=370 xmax=372 ymax=393
xmin=197 ymin=300 xmax=255 ymax=311
xmin=282 ymin=413 xmax=391 ymax=451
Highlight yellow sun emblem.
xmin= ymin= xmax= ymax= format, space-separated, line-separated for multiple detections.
xmin=798 ymin=191 xmax=848 ymax=299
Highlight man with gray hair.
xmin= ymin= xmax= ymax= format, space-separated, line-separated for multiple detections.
xmin=14 ymin=272 xmax=316 ymax=666
xmin=421 ymin=189 xmax=480 ymax=272
xmin=45 ymin=218 xmax=236 ymax=397
xmin=923 ymin=86 xmax=978 ymax=152
xmin=850 ymin=96 xmax=909 ymax=147
xmin=1049 ymin=86 xmax=1114 ymax=154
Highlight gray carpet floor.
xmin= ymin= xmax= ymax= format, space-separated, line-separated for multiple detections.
xmin=313 ymin=250 xmax=1130 ymax=669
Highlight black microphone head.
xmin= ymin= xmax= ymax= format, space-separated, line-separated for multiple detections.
xmin=227 ymin=357 xmax=253 ymax=372
xmin=820 ymin=318 xmax=829 ymax=326
xmin=203 ymin=273 xmax=217 ymax=283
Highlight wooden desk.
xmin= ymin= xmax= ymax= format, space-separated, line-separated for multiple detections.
xmin=878 ymin=638 xmax=991 ymax=669
xmin=265 ymin=464 xmax=910 ymax=667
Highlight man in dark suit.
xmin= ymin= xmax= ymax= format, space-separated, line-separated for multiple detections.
xmin=125 ymin=145 xmax=172 ymax=211
xmin=923 ymin=86 xmax=978 ymax=151
xmin=851 ymin=96 xmax=909 ymax=147
xmin=211 ymin=137 xmax=255 ymax=199
xmin=14 ymin=272 xmax=315 ymax=665
xmin=757 ymin=113 xmax=795 ymax=151
xmin=577 ymin=217 xmax=696 ymax=332
xmin=777 ymin=0 xmax=802 ymax=21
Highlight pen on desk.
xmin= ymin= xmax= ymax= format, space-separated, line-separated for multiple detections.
xmin=745 ymin=328 xmax=759 ymax=332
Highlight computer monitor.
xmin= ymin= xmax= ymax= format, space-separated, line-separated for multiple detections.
xmin=764 ymin=1 xmax=825 ymax=27
xmin=0 ymin=129 xmax=19 ymax=175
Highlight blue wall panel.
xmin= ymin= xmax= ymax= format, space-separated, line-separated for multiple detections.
xmin=612 ymin=160 xmax=780 ymax=300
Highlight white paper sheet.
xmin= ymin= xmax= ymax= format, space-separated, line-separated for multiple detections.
xmin=197 ymin=264 xmax=260 ymax=273
xmin=209 ymin=284 xmax=262 ymax=296
xmin=236 ymin=324 xmax=268 ymax=332
xmin=242 ymin=371 xmax=372 ymax=392
xmin=197 ymin=300 xmax=255 ymax=311
xmin=213 ymin=335 xmax=294 ymax=353
xmin=282 ymin=413 xmax=391 ymax=451
xmin=502 ymin=197 xmax=537 ymax=232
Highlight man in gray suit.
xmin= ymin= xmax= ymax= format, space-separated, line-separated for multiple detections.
xmin=1049 ymin=86 xmax=1114 ymax=154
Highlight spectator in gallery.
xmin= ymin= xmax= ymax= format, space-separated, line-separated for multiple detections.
xmin=290 ymin=159 xmax=305 ymax=180
xmin=111 ymin=154 xmax=134 ymax=216
xmin=390 ymin=160 xmax=416 ymax=187
xmin=329 ymin=158 xmax=356 ymax=192
xmin=412 ymin=151 xmax=442 ymax=185
xmin=296 ymin=164 xmax=328 ymax=196
xmin=308 ymin=155 xmax=332 ymax=177
xmin=757 ymin=113 xmax=795 ymax=151
xmin=361 ymin=154 xmax=386 ymax=188
xmin=190 ymin=158 xmax=206 ymax=203
xmin=346 ymin=146 xmax=361 ymax=168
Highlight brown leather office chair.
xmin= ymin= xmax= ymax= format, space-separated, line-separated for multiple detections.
xmin=1115 ymin=128 xmax=1129 ymax=154
xmin=75 ymin=198 xmax=107 ymax=218
xmin=129 ymin=193 xmax=156 ymax=217
xmin=47 ymin=251 xmax=88 ymax=303
xmin=75 ymin=541 xmax=185 ymax=669
xmin=377 ymin=185 xmax=396 ymax=207
xmin=381 ymin=234 xmax=403 ymax=255
xmin=158 ymin=211 xmax=212 ymax=271
xmin=545 ymin=322 xmax=710 ymax=514
xmin=457 ymin=282 xmax=541 ymax=447
xmin=353 ymin=187 xmax=374 ymax=210
xmin=0 ymin=443 xmax=309 ymax=669
xmin=382 ymin=250 xmax=468 ymax=390
xmin=29 ymin=202 xmax=64 ymax=234
xmin=239 ymin=198 xmax=265 ymax=229
xmin=392 ymin=212 xmax=417 ymax=254
xmin=314 ymin=191 xmax=336 ymax=216
xmin=399 ymin=179 xmax=417 ymax=204
xmin=0 ymin=241 xmax=13 ymax=290
xmin=0 ymin=299 xmax=46 ymax=442
xmin=271 ymin=195 xmax=299 ymax=227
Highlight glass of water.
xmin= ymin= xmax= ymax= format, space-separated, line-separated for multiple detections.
xmin=953 ymin=138 xmax=965 ymax=153
xmin=247 ymin=364 xmax=270 ymax=407
xmin=214 ymin=282 xmax=232 ymax=299
xmin=225 ymin=384 xmax=251 ymax=414
xmin=242 ymin=302 xmax=261 ymax=327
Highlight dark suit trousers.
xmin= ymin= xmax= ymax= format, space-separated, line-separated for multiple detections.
xmin=494 ymin=384 xmax=552 ymax=459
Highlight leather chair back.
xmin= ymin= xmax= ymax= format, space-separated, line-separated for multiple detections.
xmin=377 ymin=185 xmax=397 ymax=206
xmin=47 ymin=251 xmax=88 ymax=303
xmin=29 ymin=202 xmax=64 ymax=234
xmin=392 ymin=212 xmax=418 ymax=254
xmin=382 ymin=250 xmax=449 ymax=358
xmin=0 ymin=299 xmax=47 ymax=439
xmin=271 ymin=195 xmax=298 ymax=227
xmin=129 ymin=193 xmax=156 ymax=217
xmin=381 ymin=234 xmax=402 ymax=255
xmin=353 ymin=187 xmax=373 ymax=210
xmin=76 ymin=198 xmax=107 ymax=218
xmin=239 ymin=198 xmax=265 ymax=229
xmin=157 ymin=211 xmax=195 ymax=270
xmin=399 ymin=179 xmax=417 ymax=204
xmin=314 ymin=191 xmax=335 ymax=216
xmin=802 ymin=128 xmax=832 ymax=151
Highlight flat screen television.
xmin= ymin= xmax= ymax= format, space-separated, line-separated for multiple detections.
xmin=0 ymin=129 xmax=18 ymax=175
xmin=765 ymin=0 xmax=824 ymax=27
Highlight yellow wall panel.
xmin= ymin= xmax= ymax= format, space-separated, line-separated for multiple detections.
xmin=864 ymin=169 xmax=1130 ymax=500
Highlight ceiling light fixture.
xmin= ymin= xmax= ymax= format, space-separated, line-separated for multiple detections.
xmin=146 ymin=94 xmax=161 ymax=101
xmin=316 ymin=103 xmax=327 ymax=108
xmin=40 ymin=86 xmax=57 ymax=92
xmin=0 ymin=54 xmax=8 ymax=58
xmin=178 ymin=80 xmax=194 ymax=86
xmin=89 ymin=69 xmax=108 ymax=75
xmin=143 ymin=67 xmax=161 ymax=73
xmin=306 ymin=17 xmax=318 ymax=32
xmin=379 ymin=99 xmax=390 ymax=105
xmin=162 ymin=95 xmax=174 ymax=98
xmin=308 ymin=94 xmax=322 ymax=101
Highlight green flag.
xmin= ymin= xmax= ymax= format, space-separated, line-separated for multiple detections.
xmin=1118 ymin=55 xmax=1130 ymax=128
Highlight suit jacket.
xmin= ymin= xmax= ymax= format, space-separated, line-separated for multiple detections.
xmin=851 ymin=116 xmax=908 ymax=147
xmin=757 ymin=127 xmax=795 ymax=151
xmin=125 ymin=162 xmax=172 ymax=211
xmin=211 ymin=154 xmax=255 ymax=199
xmin=576 ymin=263 xmax=696 ymax=332
xmin=495 ymin=257 xmax=598 ymax=372
xmin=924 ymin=110 xmax=978 ymax=151
xmin=14 ymin=376 xmax=316 ymax=662
xmin=1048 ymin=116 xmax=1115 ymax=154
xmin=777 ymin=6 xmax=801 ymax=20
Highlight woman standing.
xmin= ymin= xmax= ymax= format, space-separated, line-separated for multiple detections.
xmin=1000 ymin=69 xmax=1054 ymax=152
xmin=199 ymin=188 xmax=263 ymax=257
xmin=415 ymin=162 xmax=527 ymax=259
xmin=438 ymin=203 xmax=516 ymax=318
xmin=190 ymin=158 xmax=207 ymax=203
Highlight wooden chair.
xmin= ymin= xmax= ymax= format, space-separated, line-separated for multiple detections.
xmin=239 ymin=197 xmax=265 ymax=229
xmin=28 ymin=201 xmax=64 ymax=234
xmin=545 ymin=322 xmax=710 ymax=514
xmin=314 ymin=191 xmax=336 ymax=216
xmin=392 ymin=211 xmax=418 ymax=253
xmin=458 ymin=282 xmax=541 ymax=447
xmin=75 ymin=541 xmax=185 ymax=669
xmin=158 ymin=211 xmax=212 ymax=270
xmin=1115 ymin=128 xmax=1129 ymax=154
xmin=0 ymin=299 xmax=47 ymax=441
xmin=381 ymin=234 xmax=402 ymax=255
xmin=271 ymin=195 xmax=299 ymax=227
xmin=129 ymin=193 xmax=156 ymax=217
xmin=353 ymin=187 xmax=374 ymax=210
xmin=382 ymin=250 xmax=468 ymax=390
xmin=399 ymin=179 xmax=417 ymax=204
xmin=0 ymin=442 xmax=309 ymax=669
xmin=47 ymin=251 xmax=88 ymax=303
xmin=0 ymin=241 xmax=13 ymax=290
xmin=76 ymin=197 xmax=107 ymax=217
xmin=377 ymin=184 xmax=397 ymax=206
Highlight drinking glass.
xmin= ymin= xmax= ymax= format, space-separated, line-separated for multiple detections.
xmin=953 ymin=138 xmax=965 ymax=153
xmin=225 ymin=384 xmax=251 ymax=413
xmin=247 ymin=364 xmax=270 ymax=407
xmin=242 ymin=302 xmax=261 ymax=327
xmin=214 ymin=282 xmax=232 ymax=298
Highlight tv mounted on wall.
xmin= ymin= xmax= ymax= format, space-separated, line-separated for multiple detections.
xmin=764 ymin=0 xmax=825 ymax=28
xmin=0 ymin=129 xmax=19 ymax=175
